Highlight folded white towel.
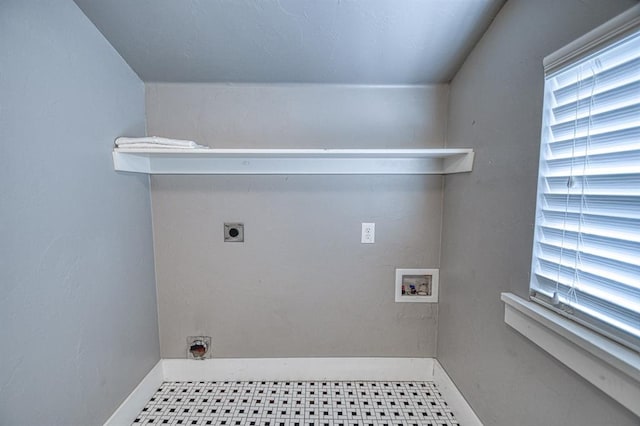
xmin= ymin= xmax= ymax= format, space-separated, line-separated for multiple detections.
xmin=115 ymin=136 xmax=206 ymax=149
xmin=116 ymin=142 xmax=208 ymax=150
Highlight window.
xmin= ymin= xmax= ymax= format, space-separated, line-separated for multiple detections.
xmin=530 ymin=22 xmax=640 ymax=352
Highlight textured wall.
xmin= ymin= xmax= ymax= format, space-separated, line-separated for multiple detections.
xmin=0 ymin=1 xmax=159 ymax=425
xmin=438 ymin=0 xmax=639 ymax=425
xmin=147 ymin=84 xmax=447 ymax=358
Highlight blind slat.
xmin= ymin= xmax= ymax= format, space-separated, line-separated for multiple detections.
xmin=542 ymin=194 xmax=640 ymax=219
xmin=539 ymin=221 xmax=640 ymax=244
xmin=537 ymin=244 xmax=640 ymax=290
xmin=538 ymin=226 xmax=640 ymax=266
xmin=552 ymin=33 xmax=640 ymax=91
xmin=547 ymin=130 xmax=640 ymax=162
xmin=552 ymin=81 xmax=640 ymax=125
xmin=547 ymin=124 xmax=640 ymax=149
xmin=534 ymin=260 xmax=640 ymax=310
xmin=543 ymin=149 xmax=640 ymax=177
xmin=532 ymin=274 xmax=640 ymax=338
xmin=553 ymin=56 xmax=640 ymax=105
xmin=550 ymin=103 xmax=640 ymax=140
xmin=544 ymin=174 xmax=640 ymax=195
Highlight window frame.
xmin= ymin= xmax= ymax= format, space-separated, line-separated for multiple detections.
xmin=530 ymin=7 xmax=640 ymax=351
xmin=502 ymin=292 xmax=640 ymax=417
xmin=502 ymin=4 xmax=640 ymax=416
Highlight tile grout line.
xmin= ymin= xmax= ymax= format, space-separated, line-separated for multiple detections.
xmin=133 ymin=380 xmax=460 ymax=426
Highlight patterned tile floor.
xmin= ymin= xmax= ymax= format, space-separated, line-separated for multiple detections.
xmin=133 ymin=381 xmax=460 ymax=426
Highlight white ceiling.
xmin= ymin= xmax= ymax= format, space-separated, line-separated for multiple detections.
xmin=73 ymin=0 xmax=505 ymax=84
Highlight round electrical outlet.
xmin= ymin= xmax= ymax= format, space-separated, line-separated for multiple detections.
xmin=224 ymin=223 xmax=244 ymax=242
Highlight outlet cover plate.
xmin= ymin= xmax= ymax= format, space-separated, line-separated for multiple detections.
xmin=361 ymin=222 xmax=375 ymax=243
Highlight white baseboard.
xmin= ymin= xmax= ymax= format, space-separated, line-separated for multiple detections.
xmin=105 ymin=357 xmax=482 ymax=426
xmin=433 ymin=360 xmax=483 ymax=426
xmin=104 ymin=360 xmax=164 ymax=426
xmin=162 ymin=357 xmax=433 ymax=382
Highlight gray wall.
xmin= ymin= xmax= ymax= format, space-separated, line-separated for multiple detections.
xmin=0 ymin=2 xmax=159 ymax=425
xmin=147 ymin=84 xmax=447 ymax=358
xmin=438 ymin=1 xmax=638 ymax=425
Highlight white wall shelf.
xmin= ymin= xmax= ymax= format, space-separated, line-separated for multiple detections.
xmin=112 ymin=148 xmax=474 ymax=175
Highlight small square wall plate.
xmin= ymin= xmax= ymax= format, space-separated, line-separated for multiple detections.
xmin=224 ymin=223 xmax=244 ymax=242
xmin=395 ymin=268 xmax=439 ymax=303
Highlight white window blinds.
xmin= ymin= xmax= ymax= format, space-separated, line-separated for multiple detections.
xmin=530 ymin=28 xmax=640 ymax=352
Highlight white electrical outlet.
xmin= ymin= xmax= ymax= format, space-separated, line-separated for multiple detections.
xmin=361 ymin=222 xmax=375 ymax=243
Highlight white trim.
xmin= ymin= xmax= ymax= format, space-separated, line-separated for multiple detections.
xmin=162 ymin=357 xmax=434 ymax=382
xmin=501 ymin=292 xmax=640 ymax=417
xmin=112 ymin=148 xmax=475 ymax=175
xmin=104 ymin=360 xmax=164 ymax=426
xmin=433 ymin=360 xmax=483 ymax=426
xmin=544 ymin=4 xmax=640 ymax=75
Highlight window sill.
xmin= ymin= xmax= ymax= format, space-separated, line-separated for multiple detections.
xmin=501 ymin=292 xmax=640 ymax=417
